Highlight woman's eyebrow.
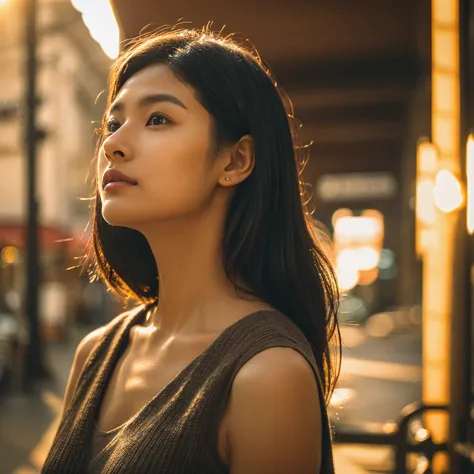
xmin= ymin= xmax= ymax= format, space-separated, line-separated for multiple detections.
xmin=108 ymin=93 xmax=188 ymax=115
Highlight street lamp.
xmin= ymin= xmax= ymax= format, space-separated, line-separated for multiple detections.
xmin=23 ymin=0 xmax=49 ymax=388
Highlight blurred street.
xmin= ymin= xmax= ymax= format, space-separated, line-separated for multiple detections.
xmin=337 ymin=325 xmax=421 ymax=427
xmin=0 ymin=326 xmax=89 ymax=474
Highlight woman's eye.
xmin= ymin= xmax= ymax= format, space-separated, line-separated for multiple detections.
xmin=106 ymin=120 xmax=120 ymax=133
xmin=146 ymin=113 xmax=170 ymax=127
xmin=103 ymin=113 xmax=169 ymax=133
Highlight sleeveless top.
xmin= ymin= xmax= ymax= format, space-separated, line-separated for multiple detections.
xmin=91 ymin=421 xmax=122 ymax=462
xmin=42 ymin=306 xmax=335 ymax=473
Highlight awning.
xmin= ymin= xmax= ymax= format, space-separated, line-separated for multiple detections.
xmin=0 ymin=223 xmax=74 ymax=250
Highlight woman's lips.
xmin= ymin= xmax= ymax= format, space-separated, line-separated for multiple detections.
xmin=104 ymin=181 xmax=136 ymax=192
xmin=102 ymin=168 xmax=138 ymax=192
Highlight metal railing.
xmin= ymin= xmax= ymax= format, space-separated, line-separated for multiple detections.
xmin=333 ymin=402 xmax=449 ymax=473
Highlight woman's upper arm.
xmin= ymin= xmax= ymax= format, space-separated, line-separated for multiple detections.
xmin=227 ymin=347 xmax=323 ymax=474
xmin=61 ymin=326 xmax=107 ymax=416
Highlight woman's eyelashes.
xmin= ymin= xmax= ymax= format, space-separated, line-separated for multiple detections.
xmin=146 ymin=111 xmax=172 ymax=127
xmin=104 ymin=112 xmax=172 ymax=134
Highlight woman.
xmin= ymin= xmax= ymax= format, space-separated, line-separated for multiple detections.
xmin=43 ymin=28 xmax=340 ymax=474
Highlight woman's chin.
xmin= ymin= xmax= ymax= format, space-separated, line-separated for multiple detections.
xmin=101 ymin=208 xmax=140 ymax=228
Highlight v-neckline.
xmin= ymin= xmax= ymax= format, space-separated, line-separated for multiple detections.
xmin=94 ymin=307 xmax=275 ymax=435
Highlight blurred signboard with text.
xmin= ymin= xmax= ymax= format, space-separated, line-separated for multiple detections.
xmin=317 ymin=172 xmax=398 ymax=202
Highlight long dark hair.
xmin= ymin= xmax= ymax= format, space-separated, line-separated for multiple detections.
xmin=85 ymin=28 xmax=340 ymax=402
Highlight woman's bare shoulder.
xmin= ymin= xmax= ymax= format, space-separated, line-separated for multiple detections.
xmin=74 ymin=325 xmax=108 ymax=370
xmin=225 ymin=347 xmax=323 ymax=473
xmin=61 ymin=326 xmax=107 ymax=413
xmin=74 ymin=305 xmax=147 ymax=367
xmin=62 ymin=308 xmax=140 ymax=412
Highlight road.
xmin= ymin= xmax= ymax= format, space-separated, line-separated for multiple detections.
xmin=332 ymin=324 xmax=422 ymax=428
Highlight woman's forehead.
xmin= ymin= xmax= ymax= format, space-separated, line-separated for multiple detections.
xmin=113 ymin=64 xmax=194 ymax=108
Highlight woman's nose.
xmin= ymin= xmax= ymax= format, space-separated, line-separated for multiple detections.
xmin=102 ymin=133 xmax=133 ymax=162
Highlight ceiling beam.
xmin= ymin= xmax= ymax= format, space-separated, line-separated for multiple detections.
xmin=304 ymin=150 xmax=402 ymax=181
xmin=294 ymin=101 xmax=407 ymax=125
xmin=298 ymin=121 xmax=404 ymax=144
xmin=288 ymin=84 xmax=411 ymax=110
xmin=273 ymin=52 xmax=425 ymax=91
xmin=309 ymin=139 xmax=402 ymax=158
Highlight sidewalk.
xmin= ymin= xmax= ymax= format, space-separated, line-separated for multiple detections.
xmin=0 ymin=327 xmax=391 ymax=474
xmin=0 ymin=326 xmax=88 ymax=474
xmin=334 ymin=445 xmax=393 ymax=473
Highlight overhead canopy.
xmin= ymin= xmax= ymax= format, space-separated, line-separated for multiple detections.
xmin=0 ymin=223 xmax=73 ymax=250
xmin=109 ymin=0 xmax=428 ymax=196
xmin=110 ymin=0 xmax=423 ymax=65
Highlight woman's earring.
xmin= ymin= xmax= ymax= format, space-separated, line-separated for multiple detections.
xmin=224 ymin=177 xmax=232 ymax=182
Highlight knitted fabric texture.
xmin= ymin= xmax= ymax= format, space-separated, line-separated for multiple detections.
xmin=42 ymin=307 xmax=335 ymax=473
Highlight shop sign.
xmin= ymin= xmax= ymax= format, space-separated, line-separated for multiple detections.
xmin=317 ymin=172 xmax=397 ymax=201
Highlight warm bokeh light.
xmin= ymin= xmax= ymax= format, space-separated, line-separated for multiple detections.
xmin=433 ymin=169 xmax=464 ymax=213
xmin=333 ymin=211 xmax=384 ymax=292
xmin=336 ymin=250 xmax=360 ymax=293
xmin=70 ymin=0 xmax=119 ymax=59
xmin=467 ymin=135 xmax=474 ymax=234
xmin=329 ymin=387 xmax=356 ymax=409
xmin=334 ymin=215 xmax=383 ymax=244
xmin=356 ymin=246 xmax=380 ymax=271
xmin=416 ymin=141 xmax=438 ymax=226
xmin=331 ymin=208 xmax=353 ymax=228
xmin=416 ymin=140 xmax=439 ymax=257
xmin=357 ymin=267 xmax=379 ymax=286
xmin=365 ymin=312 xmax=395 ymax=338
xmin=1 ymin=246 xmax=20 ymax=265
xmin=417 ymin=179 xmax=437 ymax=225
xmin=418 ymin=140 xmax=438 ymax=173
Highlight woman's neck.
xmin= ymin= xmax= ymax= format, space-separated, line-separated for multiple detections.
xmin=136 ymin=210 xmax=244 ymax=334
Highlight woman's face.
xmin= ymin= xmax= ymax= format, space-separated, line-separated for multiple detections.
xmin=98 ymin=64 xmax=221 ymax=228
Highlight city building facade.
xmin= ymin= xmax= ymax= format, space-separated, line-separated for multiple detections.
xmin=0 ymin=0 xmax=110 ymax=335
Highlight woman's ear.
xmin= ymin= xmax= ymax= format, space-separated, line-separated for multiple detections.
xmin=218 ymin=135 xmax=255 ymax=186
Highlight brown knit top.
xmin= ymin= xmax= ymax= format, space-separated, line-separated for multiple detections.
xmin=42 ymin=306 xmax=335 ymax=473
